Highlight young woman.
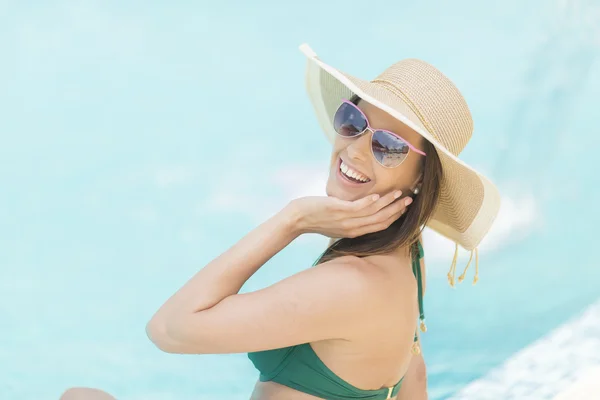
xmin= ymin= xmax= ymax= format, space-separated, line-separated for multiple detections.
xmin=61 ymin=43 xmax=500 ymax=400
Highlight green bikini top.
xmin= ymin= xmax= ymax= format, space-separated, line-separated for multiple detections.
xmin=247 ymin=240 xmax=426 ymax=400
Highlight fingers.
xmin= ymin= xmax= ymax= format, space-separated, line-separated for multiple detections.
xmin=334 ymin=193 xmax=381 ymax=213
xmin=356 ymin=190 xmax=407 ymax=220
xmin=343 ymin=196 xmax=411 ymax=237
xmin=353 ymin=193 xmax=382 ymax=211
xmin=363 ymin=196 xmax=408 ymax=226
xmin=349 ymin=206 xmax=408 ymax=237
xmin=368 ymin=190 xmax=404 ymax=214
xmin=341 ymin=190 xmax=401 ymax=218
xmin=338 ymin=189 xmax=403 ymax=214
xmin=335 ymin=189 xmax=411 ymax=224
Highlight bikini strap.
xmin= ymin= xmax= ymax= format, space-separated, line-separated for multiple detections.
xmin=411 ymin=240 xmax=426 ymax=355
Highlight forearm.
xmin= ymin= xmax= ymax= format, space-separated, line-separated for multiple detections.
xmin=147 ymin=205 xmax=300 ymax=340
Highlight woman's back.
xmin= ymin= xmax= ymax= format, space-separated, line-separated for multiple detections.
xmin=248 ymin=241 xmax=425 ymax=400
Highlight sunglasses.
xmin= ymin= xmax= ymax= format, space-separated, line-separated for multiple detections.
xmin=333 ymin=99 xmax=426 ymax=168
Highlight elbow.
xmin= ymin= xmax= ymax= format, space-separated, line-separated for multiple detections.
xmin=145 ymin=316 xmax=180 ymax=354
xmin=145 ymin=318 xmax=169 ymax=351
xmin=146 ymin=314 xmax=205 ymax=355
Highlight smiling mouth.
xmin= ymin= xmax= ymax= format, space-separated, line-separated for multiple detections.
xmin=338 ymin=159 xmax=371 ymax=184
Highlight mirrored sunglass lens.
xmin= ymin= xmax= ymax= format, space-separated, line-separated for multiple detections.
xmin=372 ymin=130 xmax=410 ymax=167
xmin=333 ymin=102 xmax=367 ymax=137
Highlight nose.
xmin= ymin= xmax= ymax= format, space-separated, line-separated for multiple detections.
xmin=345 ymin=131 xmax=372 ymax=163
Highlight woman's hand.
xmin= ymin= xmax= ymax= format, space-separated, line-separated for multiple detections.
xmin=288 ymin=190 xmax=413 ymax=238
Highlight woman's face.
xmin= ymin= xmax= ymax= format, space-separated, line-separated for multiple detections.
xmin=326 ymin=99 xmax=425 ymax=201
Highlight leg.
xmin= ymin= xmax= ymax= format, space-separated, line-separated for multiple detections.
xmin=60 ymin=387 xmax=117 ymax=400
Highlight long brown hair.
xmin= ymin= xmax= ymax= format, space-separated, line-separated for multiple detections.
xmin=317 ymin=94 xmax=444 ymax=264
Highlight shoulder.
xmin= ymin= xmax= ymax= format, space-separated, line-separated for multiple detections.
xmin=361 ymin=251 xmax=418 ymax=300
xmin=244 ymin=254 xmax=390 ymax=320
xmin=312 ymin=255 xmax=388 ymax=299
xmin=318 ymin=253 xmax=418 ymax=312
xmin=152 ymin=255 xmax=397 ymax=354
xmin=248 ymin=255 xmax=392 ymax=341
xmin=299 ymin=255 xmax=401 ymax=320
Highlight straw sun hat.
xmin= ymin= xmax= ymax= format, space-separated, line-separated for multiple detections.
xmin=299 ymin=43 xmax=501 ymax=286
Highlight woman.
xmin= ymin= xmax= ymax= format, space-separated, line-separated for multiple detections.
xmin=61 ymin=43 xmax=500 ymax=400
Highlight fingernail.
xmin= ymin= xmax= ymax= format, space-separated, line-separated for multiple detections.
xmin=405 ymin=197 xmax=413 ymax=206
xmin=394 ymin=191 xmax=402 ymax=199
xmin=372 ymin=194 xmax=380 ymax=201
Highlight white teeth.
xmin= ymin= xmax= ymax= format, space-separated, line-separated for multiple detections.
xmin=340 ymin=161 xmax=369 ymax=182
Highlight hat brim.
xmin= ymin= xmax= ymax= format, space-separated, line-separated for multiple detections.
xmin=300 ymin=44 xmax=501 ymax=250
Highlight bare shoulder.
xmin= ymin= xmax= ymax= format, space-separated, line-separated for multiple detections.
xmin=324 ymin=252 xmax=418 ymax=310
xmin=314 ymin=255 xmax=390 ymax=296
xmin=148 ymin=253 xmax=405 ymax=354
xmin=309 ymin=255 xmax=405 ymax=313
xmin=363 ymin=251 xmax=418 ymax=292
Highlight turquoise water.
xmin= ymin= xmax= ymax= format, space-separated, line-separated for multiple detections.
xmin=1 ymin=1 xmax=599 ymax=399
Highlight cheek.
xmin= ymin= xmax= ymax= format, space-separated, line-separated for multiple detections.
xmin=372 ymin=164 xmax=416 ymax=193
xmin=332 ymin=137 xmax=346 ymax=151
xmin=330 ymin=140 xmax=346 ymax=162
xmin=329 ymin=149 xmax=340 ymax=168
xmin=372 ymin=172 xmax=400 ymax=193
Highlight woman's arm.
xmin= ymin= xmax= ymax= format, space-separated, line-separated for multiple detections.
xmin=146 ymin=206 xmax=299 ymax=351
xmin=145 ymin=203 xmax=397 ymax=355
xmin=146 ymin=193 xmax=408 ymax=354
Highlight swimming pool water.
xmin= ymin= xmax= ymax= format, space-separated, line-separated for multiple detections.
xmin=1 ymin=1 xmax=599 ymax=399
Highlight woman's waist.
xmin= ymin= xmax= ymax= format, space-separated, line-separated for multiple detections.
xmin=250 ymin=380 xmax=323 ymax=400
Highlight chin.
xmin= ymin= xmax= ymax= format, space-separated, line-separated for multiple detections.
xmin=325 ymin=156 xmax=375 ymax=201
xmin=325 ymin=175 xmax=363 ymax=201
xmin=325 ymin=180 xmax=343 ymax=199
